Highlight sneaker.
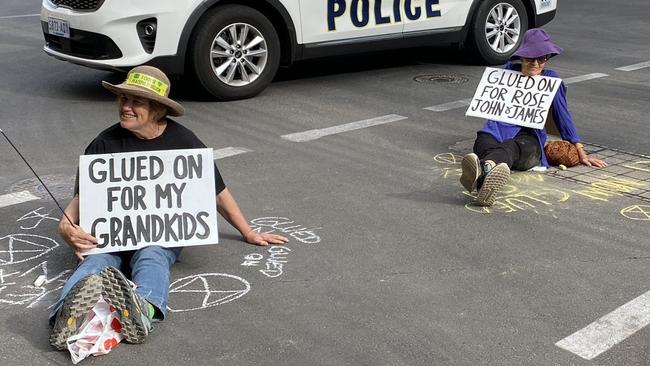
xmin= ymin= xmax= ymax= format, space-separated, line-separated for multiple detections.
xmin=49 ymin=274 xmax=102 ymax=350
xmin=460 ymin=153 xmax=481 ymax=192
xmin=475 ymin=163 xmax=510 ymax=207
xmin=99 ymin=266 xmax=152 ymax=343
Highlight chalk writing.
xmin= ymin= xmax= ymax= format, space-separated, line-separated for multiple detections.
xmin=463 ymin=186 xmax=570 ymax=214
xmin=250 ymin=217 xmax=321 ymax=244
xmin=241 ymin=253 xmax=264 ymax=267
xmin=573 ymin=177 xmax=645 ymax=202
xmin=167 ymin=273 xmax=250 ymax=312
xmin=16 ymin=207 xmax=60 ymax=230
xmin=241 ymin=246 xmax=292 ymax=278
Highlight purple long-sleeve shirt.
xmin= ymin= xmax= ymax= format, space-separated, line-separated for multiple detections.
xmin=478 ymin=62 xmax=581 ymax=167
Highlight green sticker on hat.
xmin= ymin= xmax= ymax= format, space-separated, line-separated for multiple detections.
xmin=125 ymin=72 xmax=169 ymax=96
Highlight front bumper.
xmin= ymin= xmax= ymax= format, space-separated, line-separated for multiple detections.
xmin=534 ymin=9 xmax=556 ymax=28
xmin=41 ymin=21 xmax=122 ymax=61
xmin=40 ymin=0 xmax=190 ymax=69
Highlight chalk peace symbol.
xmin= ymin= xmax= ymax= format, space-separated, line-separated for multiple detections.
xmin=620 ymin=205 xmax=650 ymax=221
xmin=167 ymin=273 xmax=250 ymax=312
xmin=0 ymin=234 xmax=59 ymax=266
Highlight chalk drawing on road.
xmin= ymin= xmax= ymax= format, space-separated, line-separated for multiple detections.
xmin=242 ymin=246 xmax=292 ymax=278
xmin=0 ymin=234 xmax=60 ymax=266
xmin=623 ymin=160 xmax=650 ymax=173
xmin=435 ymin=143 xmax=650 ymax=214
xmin=16 ymin=207 xmax=60 ymax=230
xmin=249 ymin=217 xmax=321 ymax=244
xmin=0 ymin=261 xmax=72 ymax=308
xmin=620 ymin=205 xmax=650 ymax=221
xmin=167 ymin=273 xmax=250 ymax=312
xmin=463 ymin=185 xmax=570 ymax=214
xmin=433 ymin=153 xmax=463 ymax=165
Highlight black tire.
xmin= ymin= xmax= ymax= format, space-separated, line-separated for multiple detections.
xmin=189 ymin=5 xmax=281 ymax=100
xmin=467 ymin=0 xmax=528 ymax=65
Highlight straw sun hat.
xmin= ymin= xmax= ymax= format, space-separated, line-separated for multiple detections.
xmin=102 ymin=65 xmax=185 ymax=117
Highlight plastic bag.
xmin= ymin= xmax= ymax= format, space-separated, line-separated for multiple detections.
xmin=66 ymin=296 xmax=124 ymax=364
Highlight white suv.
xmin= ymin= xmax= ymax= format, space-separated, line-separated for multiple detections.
xmin=41 ymin=0 xmax=557 ymax=100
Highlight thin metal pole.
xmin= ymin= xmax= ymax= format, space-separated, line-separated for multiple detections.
xmin=0 ymin=128 xmax=75 ymax=225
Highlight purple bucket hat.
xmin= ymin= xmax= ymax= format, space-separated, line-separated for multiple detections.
xmin=511 ymin=28 xmax=563 ymax=60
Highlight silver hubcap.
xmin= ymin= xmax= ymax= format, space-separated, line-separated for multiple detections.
xmin=210 ymin=23 xmax=268 ymax=87
xmin=485 ymin=3 xmax=521 ymax=54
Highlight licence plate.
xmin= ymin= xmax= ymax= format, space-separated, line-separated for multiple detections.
xmin=48 ymin=17 xmax=70 ymax=38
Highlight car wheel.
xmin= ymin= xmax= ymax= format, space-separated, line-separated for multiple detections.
xmin=468 ymin=0 xmax=528 ymax=65
xmin=189 ymin=5 xmax=280 ymax=100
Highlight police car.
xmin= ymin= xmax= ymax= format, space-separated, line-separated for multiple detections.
xmin=41 ymin=0 xmax=557 ymax=100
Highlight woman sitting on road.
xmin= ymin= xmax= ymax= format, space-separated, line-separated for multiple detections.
xmin=460 ymin=28 xmax=607 ymax=207
xmin=50 ymin=66 xmax=288 ymax=350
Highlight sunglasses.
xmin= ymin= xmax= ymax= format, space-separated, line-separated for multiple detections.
xmin=522 ymin=55 xmax=550 ymax=64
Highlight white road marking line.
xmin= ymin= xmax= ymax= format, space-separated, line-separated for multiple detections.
xmin=424 ymin=73 xmax=608 ymax=113
xmin=0 ymin=191 xmax=40 ymax=208
xmin=281 ymin=114 xmax=408 ymax=142
xmin=213 ymin=147 xmax=252 ymax=160
xmin=564 ymin=73 xmax=609 ymax=84
xmin=616 ymin=61 xmax=650 ymax=72
xmin=424 ymin=98 xmax=472 ymax=112
xmin=555 ymin=290 xmax=650 ymax=360
xmin=0 ymin=14 xmax=40 ymax=19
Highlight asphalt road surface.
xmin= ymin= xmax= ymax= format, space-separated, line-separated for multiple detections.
xmin=1 ymin=1 xmax=649 ymax=365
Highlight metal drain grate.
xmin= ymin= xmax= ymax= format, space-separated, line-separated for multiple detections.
xmin=549 ymin=143 xmax=650 ymax=203
xmin=413 ymin=73 xmax=469 ymax=84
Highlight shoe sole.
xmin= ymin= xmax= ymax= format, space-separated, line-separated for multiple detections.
xmin=475 ymin=164 xmax=510 ymax=207
xmin=49 ymin=274 xmax=102 ymax=350
xmin=460 ymin=153 xmax=480 ymax=192
xmin=99 ymin=267 xmax=149 ymax=343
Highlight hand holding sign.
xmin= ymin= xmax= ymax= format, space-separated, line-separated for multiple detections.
xmin=59 ymin=217 xmax=98 ymax=261
xmin=466 ymin=67 xmax=562 ymax=129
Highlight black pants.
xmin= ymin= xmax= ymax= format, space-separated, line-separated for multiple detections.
xmin=473 ymin=130 xmax=541 ymax=171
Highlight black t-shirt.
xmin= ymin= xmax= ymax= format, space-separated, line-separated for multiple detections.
xmin=74 ymin=119 xmax=226 ymax=195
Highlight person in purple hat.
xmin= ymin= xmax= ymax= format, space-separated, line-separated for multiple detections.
xmin=460 ymin=28 xmax=607 ymax=207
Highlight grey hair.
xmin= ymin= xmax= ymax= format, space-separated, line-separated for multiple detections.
xmin=116 ymin=95 xmax=168 ymax=122
xmin=149 ymin=100 xmax=168 ymax=122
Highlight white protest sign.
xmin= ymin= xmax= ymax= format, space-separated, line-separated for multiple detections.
xmin=79 ymin=148 xmax=218 ymax=255
xmin=466 ymin=67 xmax=562 ymax=129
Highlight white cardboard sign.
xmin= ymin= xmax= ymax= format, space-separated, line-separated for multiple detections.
xmin=79 ymin=148 xmax=218 ymax=255
xmin=465 ymin=67 xmax=562 ymax=129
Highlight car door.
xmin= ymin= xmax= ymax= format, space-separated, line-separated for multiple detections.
xmin=299 ymin=0 xmax=404 ymax=44
xmin=402 ymin=0 xmax=473 ymax=34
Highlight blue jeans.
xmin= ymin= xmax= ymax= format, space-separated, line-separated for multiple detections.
xmin=49 ymin=246 xmax=182 ymax=325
